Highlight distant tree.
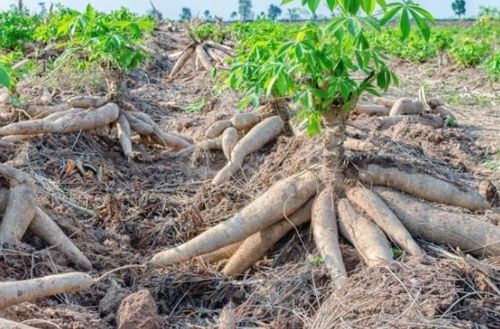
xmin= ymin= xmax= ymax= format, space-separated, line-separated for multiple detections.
xmin=452 ymin=0 xmax=466 ymax=18
xmin=180 ymin=7 xmax=192 ymax=21
xmin=287 ymin=7 xmax=310 ymax=21
xmin=267 ymin=4 xmax=282 ymax=20
xmin=38 ymin=2 xmax=47 ymax=16
xmin=478 ymin=6 xmax=500 ymax=19
xmin=204 ymin=9 xmax=213 ymax=22
xmin=230 ymin=11 xmax=238 ymax=20
xmin=239 ymin=0 xmax=253 ymax=21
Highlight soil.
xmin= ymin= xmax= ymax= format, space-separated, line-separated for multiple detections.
xmin=0 ymin=26 xmax=499 ymax=328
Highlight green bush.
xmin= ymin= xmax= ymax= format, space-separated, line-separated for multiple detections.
xmin=449 ymin=38 xmax=491 ymax=67
xmin=485 ymin=52 xmax=500 ymax=81
xmin=0 ymin=8 xmax=40 ymax=50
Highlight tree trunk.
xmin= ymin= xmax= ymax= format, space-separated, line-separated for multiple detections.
xmin=322 ymin=108 xmax=350 ymax=196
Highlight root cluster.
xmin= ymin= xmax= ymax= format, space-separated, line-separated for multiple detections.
xmin=166 ymin=41 xmax=232 ymax=82
xmin=0 ymin=165 xmax=92 ymax=271
xmin=0 ymin=96 xmax=192 ymax=161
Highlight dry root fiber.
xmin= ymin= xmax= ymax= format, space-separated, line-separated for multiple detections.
xmin=337 ymin=199 xmax=393 ymax=267
xmin=150 ymin=171 xmax=318 ymax=267
xmin=311 ymin=189 xmax=347 ymax=286
xmin=222 ymin=199 xmax=314 ymax=276
xmin=312 ymin=258 xmax=469 ymax=329
xmin=212 ymin=116 xmax=284 ymax=186
xmin=0 ymin=272 xmax=94 ymax=309
xmin=359 ymin=164 xmax=490 ymax=211
xmin=347 ymin=186 xmax=423 ymax=256
xmin=377 ymin=187 xmax=500 ymax=256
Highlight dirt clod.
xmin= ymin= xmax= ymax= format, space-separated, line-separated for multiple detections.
xmin=116 ymin=289 xmax=161 ymax=329
xmin=99 ymin=284 xmax=129 ymax=318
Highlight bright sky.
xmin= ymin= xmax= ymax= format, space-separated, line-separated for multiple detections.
xmin=0 ymin=0 xmax=498 ymax=19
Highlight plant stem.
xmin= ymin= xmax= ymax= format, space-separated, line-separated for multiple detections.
xmin=322 ymin=107 xmax=350 ymax=197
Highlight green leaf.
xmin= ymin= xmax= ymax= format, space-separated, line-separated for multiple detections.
xmin=0 ymin=65 xmax=11 ymax=89
xmin=307 ymin=114 xmax=321 ymax=136
xmin=307 ymin=0 xmax=321 ymax=13
xmin=380 ymin=3 xmax=401 ymax=26
xmin=10 ymin=96 xmax=21 ymax=107
xmin=410 ymin=5 xmax=435 ymax=24
xmin=266 ymin=73 xmax=280 ymax=96
xmin=376 ymin=0 xmax=387 ymax=11
xmin=346 ymin=0 xmax=361 ymax=15
xmin=400 ymin=9 xmax=411 ymax=40
xmin=326 ymin=0 xmax=337 ymax=11
xmin=411 ymin=10 xmax=430 ymax=41
xmin=281 ymin=0 xmax=295 ymax=5
xmin=295 ymin=43 xmax=304 ymax=60
xmin=360 ymin=0 xmax=375 ymax=15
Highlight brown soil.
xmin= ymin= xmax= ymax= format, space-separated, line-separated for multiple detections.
xmin=0 ymin=27 xmax=499 ymax=329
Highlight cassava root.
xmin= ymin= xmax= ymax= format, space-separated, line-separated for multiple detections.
xmin=337 ymin=199 xmax=393 ymax=267
xmin=222 ymin=127 xmax=239 ymax=161
xmin=311 ymin=189 xmax=347 ymax=285
xmin=0 ymin=166 xmax=91 ymax=270
xmin=389 ymin=98 xmax=424 ymax=116
xmin=377 ymin=188 xmax=500 ymax=256
xmin=150 ymin=171 xmax=318 ymax=267
xmin=0 ymin=272 xmax=94 ymax=309
xmin=222 ymin=199 xmax=314 ymax=276
xmin=0 ymin=318 xmax=40 ymax=329
xmin=359 ymin=164 xmax=490 ymax=211
xmin=347 ymin=187 xmax=423 ymax=256
xmin=212 ymin=116 xmax=284 ymax=186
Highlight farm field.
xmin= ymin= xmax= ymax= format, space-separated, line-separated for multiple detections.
xmin=0 ymin=1 xmax=499 ymax=328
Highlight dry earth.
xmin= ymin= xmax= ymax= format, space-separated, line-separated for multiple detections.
xmin=0 ymin=26 xmax=499 ymax=329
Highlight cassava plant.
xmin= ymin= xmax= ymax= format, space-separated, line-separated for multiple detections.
xmin=150 ymin=0 xmax=499 ymax=286
xmin=0 ymin=5 xmax=193 ymax=159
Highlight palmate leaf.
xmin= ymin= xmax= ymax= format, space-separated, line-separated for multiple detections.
xmin=380 ymin=1 xmax=434 ymax=41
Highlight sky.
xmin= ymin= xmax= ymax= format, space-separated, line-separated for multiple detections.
xmin=0 ymin=0 xmax=498 ymax=19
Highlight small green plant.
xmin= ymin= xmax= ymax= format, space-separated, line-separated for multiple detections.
xmin=392 ymin=247 xmax=403 ymax=257
xmin=307 ymin=255 xmax=325 ymax=266
xmin=190 ymin=23 xmax=227 ymax=43
xmin=445 ymin=116 xmax=458 ymax=128
xmin=185 ymin=98 xmax=208 ymax=113
xmin=483 ymin=161 xmax=500 ymax=170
